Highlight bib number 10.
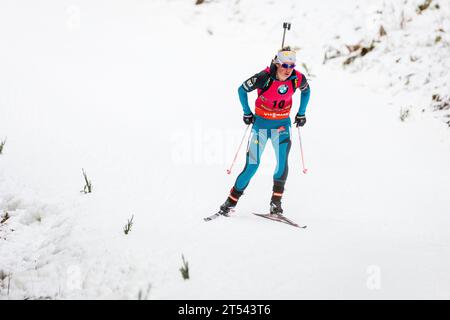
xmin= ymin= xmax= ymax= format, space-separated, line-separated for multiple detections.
xmin=272 ymin=100 xmax=286 ymax=109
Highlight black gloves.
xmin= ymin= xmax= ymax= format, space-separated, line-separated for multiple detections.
xmin=294 ymin=114 xmax=306 ymax=127
xmin=243 ymin=113 xmax=255 ymax=125
xmin=243 ymin=113 xmax=306 ymax=126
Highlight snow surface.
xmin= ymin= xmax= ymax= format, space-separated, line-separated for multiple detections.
xmin=323 ymin=0 xmax=450 ymax=125
xmin=1 ymin=0 xmax=450 ymax=299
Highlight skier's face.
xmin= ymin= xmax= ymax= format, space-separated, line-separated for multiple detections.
xmin=276 ymin=63 xmax=294 ymax=80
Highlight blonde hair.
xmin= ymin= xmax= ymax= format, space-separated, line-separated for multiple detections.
xmin=280 ymin=46 xmax=292 ymax=52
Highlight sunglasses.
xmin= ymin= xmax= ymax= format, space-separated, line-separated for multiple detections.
xmin=281 ymin=63 xmax=296 ymax=69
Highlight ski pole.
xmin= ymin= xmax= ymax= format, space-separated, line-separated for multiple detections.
xmin=297 ymin=126 xmax=308 ymax=174
xmin=281 ymin=22 xmax=291 ymax=49
xmin=226 ymin=124 xmax=251 ymax=175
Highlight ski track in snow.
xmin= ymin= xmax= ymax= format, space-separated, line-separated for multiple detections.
xmin=1 ymin=0 xmax=450 ymax=299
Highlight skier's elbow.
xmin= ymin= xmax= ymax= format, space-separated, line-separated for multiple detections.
xmin=238 ymin=85 xmax=248 ymax=99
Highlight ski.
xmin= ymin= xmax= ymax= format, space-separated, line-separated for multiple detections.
xmin=204 ymin=210 xmax=232 ymax=222
xmin=253 ymin=213 xmax=307 ymax=229
xmin=203 ymin=212 xmax=223 ymax=222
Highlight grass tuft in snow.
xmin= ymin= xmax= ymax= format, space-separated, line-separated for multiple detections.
xmin=137 ymin=284 xmax=152 ymax=300
xmin=300 ymin=62 xmax=315 ymax=78
xmin=400 ymin=108 xmax=411 ymax=122
xmin=417 ymin=0 xmax=432 ymax=14
xmin=24 ymin=295 xmax=53 ymax=300
xmin=325 ymin=40 xmax=378 ymax=66
xmin=0 ymin=137 xmax=6 ymax=155
xmin=123 ymin=215 xmax=134 ymax=235
xmin=379 ymin=25 xmax=387 ymax=37
xmin=432 ymin=94 xmax=450 ymax=111
xmin=323 ymin=47 xmax=342 ymax=64
xmin=179 ymin=255 xmax=190 ymax=280
xmin=0 ymin=270 xmax=7 ymax=282
xmin=432 ymin=94 xmax=450 ymax=126
xmin=0 ymin=271 xmax=12 ymax=296
xmin=343 ymin=41 xmax=376 ymax=66
xmin=1 ymin=211 xmax=10 ymax=224
xmin=81 ymin=168 xmax=93 ymax=194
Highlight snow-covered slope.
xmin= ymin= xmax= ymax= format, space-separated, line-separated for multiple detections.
xmin=323 ymin=0 xmax=450 ymax=126
xmin=1 ymin=0 xmax=450 ymax=299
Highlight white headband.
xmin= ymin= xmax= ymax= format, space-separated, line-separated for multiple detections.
xmin=276 ymin=50 xmax=296 ymax=64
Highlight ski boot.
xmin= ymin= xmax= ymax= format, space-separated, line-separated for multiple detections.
xmin=218 ymin=198 xmax=236 ymax=217
xmin=270 ymin=199 xmax=283 ymax=215
xmin=218 ymin=187 xmax=243 ymax=217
